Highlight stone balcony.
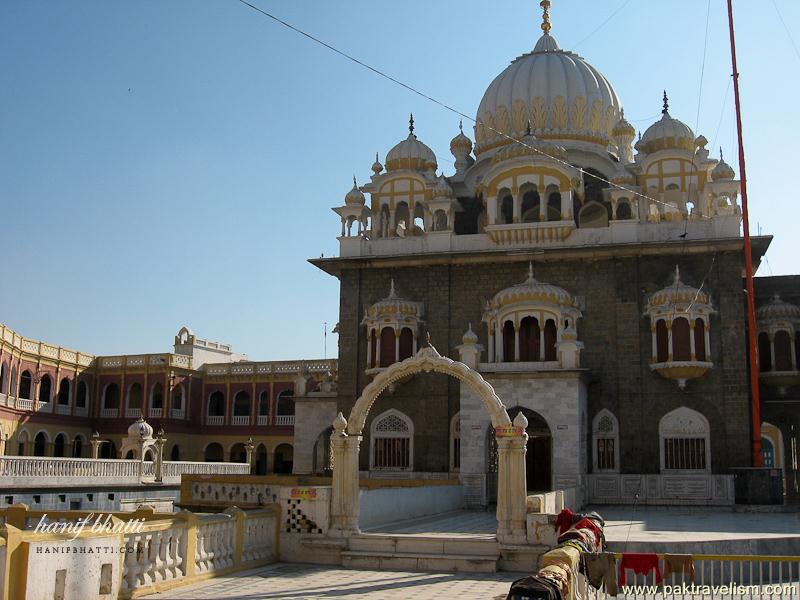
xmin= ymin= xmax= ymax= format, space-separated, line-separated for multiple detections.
xmin=483 ymin=220 xmax=576 ymax=245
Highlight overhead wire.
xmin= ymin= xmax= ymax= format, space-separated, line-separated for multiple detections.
xmin=572 ymin=0 xmax=632 ymax=50
xmin=770 ymin=0 xmax=800 ymax=63
xmin=235 ymin=0 xmax=716 ymax=220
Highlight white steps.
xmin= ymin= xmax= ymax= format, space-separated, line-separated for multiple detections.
xmin=342 ymin=533 xmax=500 ymax=573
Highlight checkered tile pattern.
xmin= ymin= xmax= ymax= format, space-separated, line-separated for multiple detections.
xmin=285 ymin=499 xmax=323 ymax=534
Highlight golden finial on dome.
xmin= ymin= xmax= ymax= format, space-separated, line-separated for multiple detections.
xmin=540 ymin=0 xmax=552 ymax=35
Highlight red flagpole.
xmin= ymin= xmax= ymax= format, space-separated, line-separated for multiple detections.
xmin=726 ymin=0 xmax=762 ymax=467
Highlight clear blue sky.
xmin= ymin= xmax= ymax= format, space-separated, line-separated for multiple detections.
xmin=1 ymin=1 xmax=798 ymax=360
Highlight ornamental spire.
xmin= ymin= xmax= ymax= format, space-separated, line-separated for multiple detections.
xmin=353 ymin=175 xmax=358 ymax=187
xmin=662 ymin=90 xmax=669 ymax=115
xmin=409 ymin=113 xmax=415 ymax=135
xmin=540 ymin=0 xmax=552 ymax=35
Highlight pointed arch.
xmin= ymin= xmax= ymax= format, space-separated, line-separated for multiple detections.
xmin=370 ymin=408 xmax=414 ymax=471
xmin=591 ymin=408 xmax=619 ymax=473
xmin=659 ymin=407 xmax=710 ymax=472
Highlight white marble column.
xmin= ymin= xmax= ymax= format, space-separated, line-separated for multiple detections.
xmin=329 ymin=413 xmax=362 ymax=537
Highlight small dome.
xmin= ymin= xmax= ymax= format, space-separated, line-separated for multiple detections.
xmin=462 ymin=323 xmax=479 ymax=345
xmin=488 ymin=263 xmax=577 ymax=309
xmin=492 ymin=126 xmax=567 ymax=164
xmin=612 ymin=109 xmax=635 ymax=138
xmin=128 ymin=416 xmax=153 ymax=440
xmin=648 ymin=266 xmax=710 ymax=308
xmin=757 ymin=294 xmax=800 ymax=322
xmin=639 ymin=92 xmax=695 ymax=154
xmin=371 ymin=152 xmax=383 ymax=175
xmin=385 ymin=114 xmax=437 ymax=172
xmin=345 ymin=177 xmax=366 ymax=205
xmin=433 ymin=174 xmax=454 ymax=198
xmin=711 ymin=149 xmax=736 ymax=181
xmin=450 ymin=121 xmax=473 ymax=155
xmin=365 ymin=279 xmax=425 ymax=319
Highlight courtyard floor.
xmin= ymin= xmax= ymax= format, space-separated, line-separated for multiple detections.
xmin=145 ymin=562 xmax=518 ymax=599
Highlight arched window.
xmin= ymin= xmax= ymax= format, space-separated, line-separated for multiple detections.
xmin=276 ymin=390 xmax=294 ymax=425
xmin=103 ymin=383 xmax=120 ymax=409
xmin=544 ymin=319 xmax=557 ymax=361
xmin=659 ymin=407 xmax=710 ymax=471
xmin=100 ymin=440 xmax=117 ymax=459
xmin=521 ymin=190 xmax=541 ymax=222
xmin=519 ymin=316 xmax=540 ymax=362
xmin=233 ymin=390 xmax=251 ymax=424
xmin=500 ymin=194 xmax=513 ymax=224
xmin=761 ymin=436 xmax=775 ymax=467
xmin=399 ymin=328 xmax=414 ymax=361
xmin=207 ymin=391 xmax=226 ymax=423
xmin=57 ymin=378 xmax=70 ymax=405
xmin=34 ymin=432 xmax=48 ymax=456
xmin=672 ymin=317 xmax=691 ymax=361
xmin=370 ymin=409 xmax=413 ymax=470
xmin=255 ymin=443 xmax=268 ymax=475
xmin=127 ymin=383 xmax=143 ymax=416
xmin=72 ymin=435 xmax=85 ymax=458
xmin=53 ymin=433 xmax=67 ymax=457
xmin=230 ymin=442 xmax=247 ymax=463
xmin=694 ymin=319 xmax=706 ymax=361
xmin=774 ymin=330 xmax=793 ymax=371
xmin=171 ymin=384 xmax=184 ymax=412
xmin=312 ymin=428 xmax=333 ymax=475
xmin=450 ymin=413 xmax=461 ymax=472
xmin=616 ymin=200 xmax=632 ymax=220
xmin=758 ymin=332 xmax=772 ymax=372
xmin=38 ymin=374 xmax=52 ymax=403
xmin=17 ymin=430 xmax=29 ymax=456
xmin=434 ymin=210 xmax=448 ymax=231
xmin=503 ymin=320 xmax=516 ymax=362
xmin=369 ymin=330 xmax=377 ymax=368
xmin=379 ymin=328 xmax=396 ymax=367
xmin=592 ymin=409 xmax=619 ymax=472
xmin=170 ymin=444 xmax=180 ymax=461
xmin=76 ymin=381 xmax=88 ymax=408
xmin=151 ymin=382 xmax=164 ymax=409
xmin=547 ymin=190 xmax=562 ymax=221
xmin=258 ymin=391 xmax=269 ymax=423
xmin=19 ymin=370 xmax=32 ymax=400
xmin=656 ymin=320 xmax=669 ymax=362
xmin=204 ymin=442 xmax=224 ymax=462
xmin=0 ymin=363 xmax=6 ymax=395
xmin=274 ymin=443 xmax=294 ymax=474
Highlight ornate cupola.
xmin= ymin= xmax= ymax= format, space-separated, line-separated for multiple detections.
xmin=450 ymin=120 xmax=474 ymax=175
xmin=637 ymin=92 xmax=696 ymax=156
xmin=333 ymin=177 xmax=370 ymax=238
xmin=612 ymin=108 xmax=636 ymax=163
xmin=706 ymin=148 xmax=741 ymax=217
xmin=426 ymin=174 xmax=457 ymax=232
xmin=385 ymin=114 xmax=437 ymax=174
xmin=645 ymin=266 xmax=715 ymax=389
xmin=482 ymin=263 xmax=583 ymax=369
xmin=756 ymin=294 xmax=800 ymax=394
xmin=362 ymin=279 xmax=425 ymax=375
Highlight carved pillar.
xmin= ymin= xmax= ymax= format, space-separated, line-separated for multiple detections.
xmin=514 ymin=323 xmax=520 ymax=362
xmin=329 ymin=413 xmax=361 ymax=537
xmin=496 ymin=413 xmax=529 ymax=545
xmin=512 ymin=192 xmax=521 ymax=223
xmin=154 ymin=432 xmax=166 ymax=483
xmin=689 ymin=321 xmax=696 ymax=360
xmin=487 ymin=195 xmax=497 ymax=225
xmin=495 ymin=322 xmax=504 ymax=362
xmin=561 ymin=190 xmax=570 ymax=220
xmin=244 ymin=437 xmax=255 ymax=475
xmin=488 ymin=326 xmax=495 ymax=362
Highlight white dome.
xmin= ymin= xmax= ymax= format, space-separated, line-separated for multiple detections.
xmin=639 ymin=94 xmax=695 ymax=154
xmin=711 ymin=150 xmax=735 ymax=181
xmin=475 ymin=32 xmax=621 ymax=155
xmin=488 ymin=264 xmax=577 ymax=309
xmin=345 ymin=178 xmax=366 ymax=205
xmin=385 ymin=116 xmax=437 ymax=172
xmin=128 ymin=417 xmax=153 ymax=440
xmin=757 ymin=294 xmax=800 ymax=322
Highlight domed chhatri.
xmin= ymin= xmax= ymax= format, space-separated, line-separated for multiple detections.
xmin=474 ymin=2 xmax=621 ymax=154
xmin=344 ymin=176 xmax=366 ymax=205
xmin=711 ymin=148 xmax=736 ymax=182
xmin=385 ymin=113 xmax=437 ymax=172
xmin=637 ymin=91 xmax=696 ymax=155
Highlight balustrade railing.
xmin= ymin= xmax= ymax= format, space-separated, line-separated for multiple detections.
xmin=16 ymin=398 xmax=33 ymax=411
xmin=1 ymin=504 xmax=278 ymax=599
xmin=275 ymin=415 xmax=295 ymax=426
xmin=101 ymin=407 xmax=119 ymax=418
xmin=55 ymin=403 xmax=70 ymax=415
xmin=125 ymin=407 xmax=141 ymax=418
xmin=149 ymin=407 xmax=163 ymax=418
xmin=231 ymin=415 xmax=250 ymax=426
xmin=206 ymin=415 xmax=224 ymax=426
xmin=257 ymin=415 xmax=269 ymax=425
xmin=0 ymin=456 xmax=250 ymax=485
xmin=170 ymin=408 xmax=185 ymax=419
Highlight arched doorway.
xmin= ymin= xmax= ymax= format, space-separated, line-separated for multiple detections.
xmin=230 ymin=443 xmax=247 ymax=463
xmin=255 ymin=443 xmax=268 ymax=475
xmin=274 ymin=444 xmax=293 ymax=473
xmin=313 ymin=427 xmax=333 ymax=475
xmin=507 ymin=406 xmax=552 ymax=492
xmin=99 ymin=440 xmax=117 ymax=459
xmin=170 ymin=444 xmax=181 ymax=461
xmin=34 ymin=432 xmax=49 ymax=456
xmin=330 ymin=345 xmax=525 ymax=544
xmin=204 ymin=443 xmax=224 ymax=462
xmin=53 ymin=433 xmax=67 ymax=457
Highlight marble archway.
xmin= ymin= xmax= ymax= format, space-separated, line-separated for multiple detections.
xmin=328 ymin=344 xmax=529 ymax=543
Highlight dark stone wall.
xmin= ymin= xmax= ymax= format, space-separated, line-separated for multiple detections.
xmin=335 ymin=249 xmax=752 ymax=474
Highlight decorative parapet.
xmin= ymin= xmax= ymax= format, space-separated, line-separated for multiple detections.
xmin=97 ymin=353 xmax=193 ymax=371
xmin=0 ymin=323 xmax=94 ymax=367
xmin=202 ymin=359 xmax=338 ymax=378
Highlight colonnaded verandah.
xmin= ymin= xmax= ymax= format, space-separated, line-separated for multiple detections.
xmin=1 ymin=1 xmax=798 ymax=514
